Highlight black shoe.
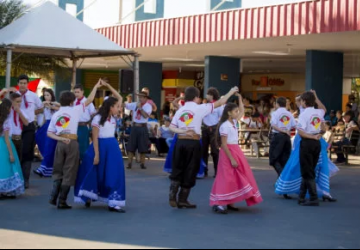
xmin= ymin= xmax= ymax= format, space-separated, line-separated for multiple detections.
xmin=109 ymin=206 xmax=126 ymax=213
xmin=300 ymin=200 xmax=320 ymax=207
xmin=85 ymin=200 xmax=92 ymax=208
xmin=283 ymin=195 xmax=293 ymax=200
xmin=227 ymin=205 xmax=240 ymax=211
xmin=213 ymin=206 xmax=228 ymax=214
xmin=323 ymin=195 xmax=337 ymax=202
xmin=57 ymin=185 xmax=72 ymax=210
xmin=49 ymin=180 xmax=62 ymax=206
xmin=140 ymin=164 xmax=147 ymax=170
xmin=33 ymin=170 xmax=44 ymax=178
xmin=298 ymin=199 xmax=306 ymax=205
xmin=24 ymin=181 xmax=30 ymax=190
xmin=177 ymin=188 xmax=197 ymax=209
xmin=127 ymin=163 xmax=132 ymax=169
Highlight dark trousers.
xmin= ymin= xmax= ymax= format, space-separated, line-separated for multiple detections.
xmin=12 ymin=139 xmax=23 ymax=163
xmin=269 ymin=133 xmax=292 ymax=176
xmin=21 ymin=122 xmax=36 ymax=163
xmin=334 ymin=138 xmax=351 ymax=162
xmin=300 ymin=139 xmax=321 ymax=181
xmin=170 ymin=139 xmax=202 ymax=189
xmin=128 ymin=126 xmax=149 ymax=154
xmin=202 ymin=126 xmax=219 ymax=175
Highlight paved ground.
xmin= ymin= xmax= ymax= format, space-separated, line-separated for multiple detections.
xmin=0 ymin=154 xmax=360 ymax=249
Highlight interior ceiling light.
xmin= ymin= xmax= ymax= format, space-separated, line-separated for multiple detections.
xmin=186 ymin=64 xmax=205 ymax=67
xmin=253 ymin=48 xmax=291 ymax=56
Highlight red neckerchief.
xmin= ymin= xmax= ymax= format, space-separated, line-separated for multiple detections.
xmin=13 ymin=108 xmax=23 ymax=130
xmin=136 ymin=103 xmax=146 ymax=120
xmin=180 ymin=100 xmax=185 ymax=106
xmin=76 ymin=96 xmax=84 ymax=106
xmin=21 ymin=90 xmax=28 ymax=109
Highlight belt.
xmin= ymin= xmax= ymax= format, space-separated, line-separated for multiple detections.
xmin=11 ymin=135 xmax=22 ymax=141
xmin=60 ymin=134 xmax=78 ymax=140
xmin=133 ymin=123 xmax=147 ymax=128
xmin=178 ymin=135 xmax=201 ymax=141
xmin=78 ymin=122 xmax=89 ymax=127
xmin=203 ymin=124 xmax=218 ymax=129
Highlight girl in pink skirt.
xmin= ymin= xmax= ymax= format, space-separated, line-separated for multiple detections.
xmin=210 ymin=94 xmax=263 ymax=214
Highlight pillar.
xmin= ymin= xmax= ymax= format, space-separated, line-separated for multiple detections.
xmin=306 ymin=50 xmax=344 ymax=112
xmin=138 ymin=62 xmax=162 ymax=116
xmin=55 ymin=69 xmax=83 ymax=100
xmin=204 ymin=56 xmax=241 ymax=96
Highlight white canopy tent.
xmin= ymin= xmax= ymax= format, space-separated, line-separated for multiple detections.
xmin=0 ymin=2 xmax=139 ymax=91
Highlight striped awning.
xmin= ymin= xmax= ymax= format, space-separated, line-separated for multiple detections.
xmin=97 ymin=0 xmax=360 ymax=49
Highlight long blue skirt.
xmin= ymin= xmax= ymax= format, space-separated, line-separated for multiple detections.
xmin=74 ymin=138 xmax=126 ymax=208
xmin=164 ymin=134 xmax=206 ymax=179
xmin=35 ymin=120 xmax=57 ymax=177
xmin=275 ymin=135 xmax=339 ymax=197
xmin=0 ymin=137 xmax=24 ymax=197
xmin=78 ymin=126 xmax=90 ymax=161
xmin=35 ymin=120 xmax=51 ymax=156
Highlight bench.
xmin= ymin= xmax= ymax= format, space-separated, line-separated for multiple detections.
xmin=330 ymin=131 xmax=360 ymax=165
xmin=239 ymin=128 xmax=270 ymax=158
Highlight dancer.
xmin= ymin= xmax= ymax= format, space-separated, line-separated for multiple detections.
xmin=275 ymin=91 xmax=338 ymax=204
xmin=0 ymin=99 xmax=25 ymax=198
xmin=126 ymin=92 xmax=152 ymax=170
xmin=9 ymin=93 xmax=29 ymax=163
xmin=75 ymin=82 xmax=126 ymax=213
xmin=47 ymin=81 xmax=101 ymax=210
xmin=73 ymin=84 xmax=97 ymax=160
xmin=169 ymin=86 xmax=239 ymax=209
xmin=18 ymin=75 xmax=44 ymax=189
xmin=202 ymin=88 xmax=224 ymax=178
xmin=34 ymin=89 xmax=59 ymax=177
xmin=269 ymin=97 xmax=296 ymax=177
xmin=210 ymin=94 xmax=263 ymax=214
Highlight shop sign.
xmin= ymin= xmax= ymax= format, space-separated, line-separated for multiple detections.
xmin=252 ymin=76 xmax=285 ymax=87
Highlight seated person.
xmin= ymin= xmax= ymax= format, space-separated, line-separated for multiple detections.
xmin=323 ymin=121 xmax=334 ymax=148
xmin=325 ymin=110 xmax=338 ymax=127
xmin=150 ymin=116 xmax=174 ymax=157
xmin=333 ymin=111 xmax=359 ymax=164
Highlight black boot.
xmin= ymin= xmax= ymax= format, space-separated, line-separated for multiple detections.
xmin=298 ymin=179 xmax=307 ymax=205
xmin=58 ymin=186 xmax=72 ymax=209
xmin=177 ymin=188 xmax=197 ymax=209
xmin=169 ymin=181 xmax=180 ymax=208
xmin=301 ymin=180 xmax=319 ymax=207
xmin=323 ymin=195 xmax=337 ymax=202
xmin=49 ymin=180 xmax=62 ymax=206
xmin=22 ymin=161 xmax=32 ymax=189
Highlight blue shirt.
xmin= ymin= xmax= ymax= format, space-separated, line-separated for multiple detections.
xmin=160 ymin=126 xmax=174 ymax=139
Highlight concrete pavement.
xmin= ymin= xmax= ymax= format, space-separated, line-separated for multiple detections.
xmin=0 ymin=156 xmax=359 ymax=249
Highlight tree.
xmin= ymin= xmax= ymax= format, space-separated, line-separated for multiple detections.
xmin=0 ymin=0 xmax=69 ymax=82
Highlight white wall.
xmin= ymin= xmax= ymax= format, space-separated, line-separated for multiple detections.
xmin=121 ymin=0 xmax=136 ymax=24
xmin=242 ymin=0 xmax=311 ymax=8
xmin=83 ymin=0 xmax=120 ymax=28
xmin=164 ymin=0 xmax=209 ymax=19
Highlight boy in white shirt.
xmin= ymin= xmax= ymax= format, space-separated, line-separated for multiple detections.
xmin=270 ymin=97 xmax=296 ymax=177
xmin=47 ymin=81 xmax=101 ymax=210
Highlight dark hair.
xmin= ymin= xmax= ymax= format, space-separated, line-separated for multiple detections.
xmin=344 ymin=111 xmax=355 ymax=120
xmin=336 ymin=110 xmax=343 ymax=115
xmin=18 ymin=74 xmax=29 ymax=83
xmin=207 ymin=88 xmax=220 ymax=101
xmin=300 ymin=91 xmax=316 ymax=107
xmin=276 ymin=97 xmax=287 ymax=108
xmin=184 ymin=87 xmax=200 ymax=102
xmin=346 ymin=104 xmax=352 ymax=109
xmin=0 ymin=99 xmax=12 ymax=134
xmin=215 ymin=103 xmax=239 ymax=147
xmin=10 ymin=93 xmax=21 ymax=101
xmin=60 ymin=91 xmax=76 ymax=106
xmin=325 ymin=121 xmax=332 ymax=128
xmin=74 ymin=85 xmax=84 ymax=91
xmin=97 ymin=97 xmax=118 ymax=126
xmin=44 ymin=88 xmax=56 ymax=102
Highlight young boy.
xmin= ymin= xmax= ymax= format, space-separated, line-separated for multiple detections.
xmin=270 ymin=97 xmax=296 ymax=177
xmin=17 ymin=75 xmax=44 ymax=189
xmin=9 ymin=93 xmax=30 ymax=162
xmin=169 ymin=86 xmax=239 ymax=209
xmin=297 ymin=91 xmax=326 ymax=206
xmin=47 ymin=81 xmax=102 ymax=209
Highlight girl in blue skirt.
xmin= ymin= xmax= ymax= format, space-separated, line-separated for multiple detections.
xmin=0 ymin=99 xmax=24 ymax=198
xmin=34 ymin=89 xmax=59 ymax=177
xmin=75 ymin=82 xmax=126 ymax=213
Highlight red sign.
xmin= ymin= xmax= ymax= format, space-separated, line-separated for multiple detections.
xmin=252 ymin=77 xmax=285 ymax=87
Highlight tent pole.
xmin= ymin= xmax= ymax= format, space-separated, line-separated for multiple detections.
xmin=134 ymin=54 xmax=140 ymax=101
xmin=5 ymin=48 xmax=13 ymax=89
xmin=71 ymin=58 xmax=78 ymax=91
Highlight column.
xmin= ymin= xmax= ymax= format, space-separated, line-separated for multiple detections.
xmin=306 ymin=50 xmax=344 ymax=112
xmin=55 ymin=69 xmax=83 ymax=100
xmin=204 ymin=56 xmax=241 ymax=96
